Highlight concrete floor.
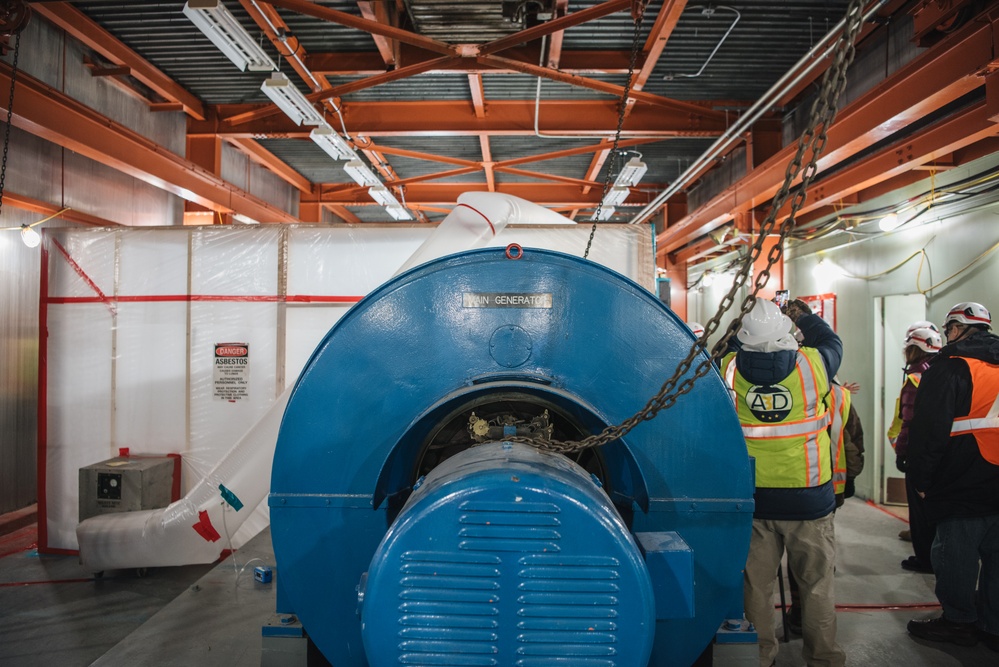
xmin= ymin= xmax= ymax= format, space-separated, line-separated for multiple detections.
xmin=0 ymin=498 xmax=995 ymax=666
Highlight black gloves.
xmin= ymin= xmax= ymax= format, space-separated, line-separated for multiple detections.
xmin=895 ymin=456 xmax=907 ymax=473
xmin=783 ymin=298 xmax=813 ymax=324
xmin=844 ymin=478 xmax=856 ymax=499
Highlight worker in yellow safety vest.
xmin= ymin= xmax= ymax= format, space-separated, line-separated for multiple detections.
xmin=907 ymin=301 xmax=999 ymax=651
xmin=721 ymin=296 xmax=845 ymax=667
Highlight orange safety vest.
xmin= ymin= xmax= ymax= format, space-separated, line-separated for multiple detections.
xmin=950 ymin=357 xmax=999 ymax=465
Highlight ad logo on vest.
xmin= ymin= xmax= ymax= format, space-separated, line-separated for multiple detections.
xmin=746 ymin=384 xmax=794 ymax=422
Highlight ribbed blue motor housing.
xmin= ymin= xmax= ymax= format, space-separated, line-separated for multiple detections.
xmin=360 ymin=442 xmax=656 ymax=666
xmin=270 ymin=247 xmax=754 ymax=667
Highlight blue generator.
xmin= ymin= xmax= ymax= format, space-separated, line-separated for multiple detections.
xmin=270 ymin=247 xmax=754 ymax=666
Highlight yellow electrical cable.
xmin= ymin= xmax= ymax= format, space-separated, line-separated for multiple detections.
xmin=917 ymin=237 xmax=999 ymax=294
xmin=837 ymin=249 xmax=927 ymax=280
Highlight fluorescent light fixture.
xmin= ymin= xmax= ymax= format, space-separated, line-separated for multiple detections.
xmin=592 ymin=206 xmax=615 ymax=221
xmin=183 ymin=1 xmax=276 ymax=72
xmin=601 ymin=186 xmax=631 ymax=207
xmin=878 ymin=212 xmax=902 ymax=231
xmin=614 ymin=157 xmax=648 ymax=188
xmin=343 ymin=159 xmax=382 ymax=187
xmin=368 ymin=185 xmax=401 ymax=207
xmin=260 ymin=72 xmax=323 ymax=126
xmin=20 ymin=224 xmax=40 ymax=248
xmin=385 ymin=205 xmax=414 ymax=221
xmin=310 ymin=123 xmax=354 ymax=161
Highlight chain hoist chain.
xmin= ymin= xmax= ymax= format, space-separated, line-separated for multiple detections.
xmin=0 ymin=32 xmax=22 ymax=218
xmin=583 ymin=3 xmax=647 ymax=259
xmin=507 ymin=0 xmax=867 ymax=455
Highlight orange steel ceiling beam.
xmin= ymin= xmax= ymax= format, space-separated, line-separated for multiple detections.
xmin=657 ymin=8 xmax=999 ymax=254
xmin=478 ymin=54 xmax=725 ymax=121
xmin=200 ymin=100 xmax=726 ymax=137
xmin=493 ymin=166 xmax=602 ymax=189
xmin=356 ymin=1 xmax=397 ymax=67
xmin=627 ymin=0 xmax=687 ymax=112
xmin=33 ymin=2 xmax=205 ymax=120
xmin=4 ymin=192 xmax=119 ymax=227
xmin=479 ymin=0 xmax=631 ymax=56
xmin=305 ymin=48 xmax=635 ymax=75
xmin=264 ymin=0 xmax=456 ymax=56
xmin=775 ymin=99 xmax=999 ymax=221
xmin=0 ymin=65 xmax=298 ymax=224
xmin=317 ymin=182 xmax=615 ymax=204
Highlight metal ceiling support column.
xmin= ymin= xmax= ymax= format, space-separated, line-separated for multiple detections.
xmin=0 ymin=65 xmax=299 ymax=224
xmin=225 ymin=137 xmax=313 ymax=193
xmin=657 ymin=6 xmax=999 ymax=253
xmin=625 ymin=0 xmax=688 ymax=114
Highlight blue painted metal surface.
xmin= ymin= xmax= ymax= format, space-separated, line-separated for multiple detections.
xmin=270 ymin=247 xmax=754 ymax=666
xmin=361 ymin=441 xmax=656 ymax=666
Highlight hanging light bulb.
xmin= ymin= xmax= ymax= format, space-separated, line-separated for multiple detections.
xmin=20 ymin=224 xmax=40 ymax=248
xmin=878 ymin=212 xmax=901 ymax=231
xmin=701 ymin=271 xmax=715 ymax=287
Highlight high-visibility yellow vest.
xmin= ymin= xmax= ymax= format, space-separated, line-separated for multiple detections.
xmin=887 ymin=372 xmax=922 ymax=447
xmin=950 ymin=357 xmax=999 ymax=465
xmin=828 ymin=383 xmax=851 ymax=494
xmin=721 ymin=347 xmax=833 ymax=488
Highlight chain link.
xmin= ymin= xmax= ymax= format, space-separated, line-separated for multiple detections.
xmin=0 ymin=32 xmax=22 ymax=218
xmin=509 ymin=0 xmax=867 ymax=454
xmin=583 ymin=3 xmax=647 ymax=259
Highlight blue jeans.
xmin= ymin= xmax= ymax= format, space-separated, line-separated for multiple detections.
xmin=931 ymin=514 xmax=999 ymax=634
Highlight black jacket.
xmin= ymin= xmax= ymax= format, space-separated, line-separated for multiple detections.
xmin=735 ymin=313 xmax=843 ymax=520
xmin=908 ymin=329 xmax=999 ymax=523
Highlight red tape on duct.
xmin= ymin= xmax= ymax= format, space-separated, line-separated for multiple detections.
xmin=192 ymin=510 xmax=221 ymax=542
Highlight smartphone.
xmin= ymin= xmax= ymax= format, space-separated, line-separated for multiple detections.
xmin=774 ymin=290 xmax=789 ymax=309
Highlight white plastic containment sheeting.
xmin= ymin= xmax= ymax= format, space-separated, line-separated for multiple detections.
xmin=47 ymin=208 xmax=653 ymax=569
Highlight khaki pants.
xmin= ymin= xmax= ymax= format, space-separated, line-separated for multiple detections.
xmin=744 ymin=514 xmax=845 ymax=667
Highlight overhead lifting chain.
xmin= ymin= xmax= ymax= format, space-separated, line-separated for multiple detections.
xmin=0 ymin=30 xmax=22 ymax=218
xmin=518 ymin=0 xmax=869 ymax=455
xmin=583 ymin=1 xmax=648 ymax=259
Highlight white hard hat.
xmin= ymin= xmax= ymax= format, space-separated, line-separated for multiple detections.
xmin=904 ymin=327 xmax=942 ymax=354
xmin=944 ymin=302 xmax=992 ymax=328
xmin=737 ymin=297 xmax=792 ymax=346
xmin=687 ymin=322 xmax=705 ymax=337
xmin=905 ymin=320 xmax=939 ymax=337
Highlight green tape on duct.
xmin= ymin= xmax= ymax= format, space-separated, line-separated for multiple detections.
xmin=219 ymin=484 xmax=243 ymax=511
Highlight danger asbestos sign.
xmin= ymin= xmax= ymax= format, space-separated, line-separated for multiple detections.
xmin=213 ymin=343 xmax=249 ymax=402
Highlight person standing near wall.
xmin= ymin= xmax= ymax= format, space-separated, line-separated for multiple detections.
xmin=721 ymin=297 xmax=845 ymax=667
xmin=906 ymin=302 xmax=999 ymax=651
xmin=890 ymin=324 xmax=943 ymax=573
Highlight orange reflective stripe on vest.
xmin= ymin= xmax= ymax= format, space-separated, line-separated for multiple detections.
xmin=950 ymin=357 xmax=999 ymax=465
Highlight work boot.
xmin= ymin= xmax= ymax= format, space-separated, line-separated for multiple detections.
xmin=900 ymin=556 xmax=933 ymax=573
xmin=907 ymin=616 xmax=979 ymax=646
xmin=899 ymin=529 xmax=912 ymax=541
